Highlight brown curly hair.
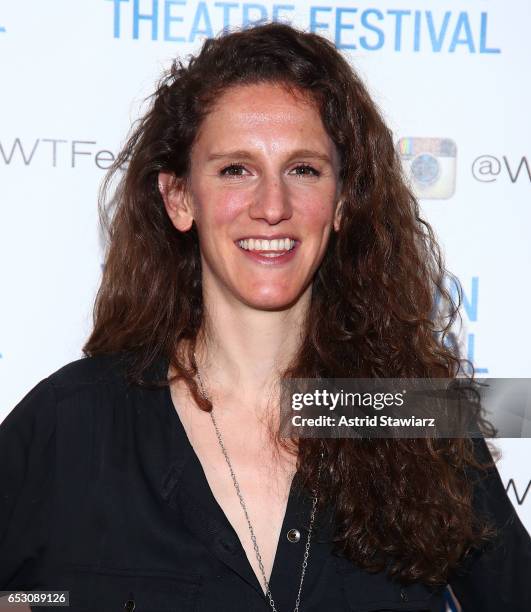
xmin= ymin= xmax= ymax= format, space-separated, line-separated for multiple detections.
xmin=83 ymin=21 xmax=496 ymax=586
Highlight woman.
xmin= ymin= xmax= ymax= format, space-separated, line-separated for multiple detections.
xmin=1 ymin=22 xmax=530 ymax=612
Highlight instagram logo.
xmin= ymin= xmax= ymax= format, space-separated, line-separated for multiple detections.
xmin=398 ymin=138 xmax=457 ymax=200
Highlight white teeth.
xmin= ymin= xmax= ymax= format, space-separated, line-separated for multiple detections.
xmin=237 ymin=238 xmax=295 ymax=252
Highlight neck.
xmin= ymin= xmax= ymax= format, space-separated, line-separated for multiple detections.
xmin=194 ymin=290 xmax=310 ymax=404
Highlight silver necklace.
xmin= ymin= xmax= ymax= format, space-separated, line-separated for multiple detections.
xmin=193 ymin=352 xmax=323 ymax=612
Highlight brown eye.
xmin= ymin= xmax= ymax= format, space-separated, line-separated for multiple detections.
xmin=291 ymin=164 xmax=320 ymax=177
xmin=220 ymin=164 xmax=247 ymax=177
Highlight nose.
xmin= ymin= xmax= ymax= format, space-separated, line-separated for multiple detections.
xmin=248 ymin=174 xmax=292 ymax=224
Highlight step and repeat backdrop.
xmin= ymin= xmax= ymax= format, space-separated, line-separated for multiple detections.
xmin=1 ymin=0 xmax=530 ymax=544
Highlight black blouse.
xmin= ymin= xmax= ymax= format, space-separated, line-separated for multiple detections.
xmin=1 ymin=352 xmax=530 ymax=611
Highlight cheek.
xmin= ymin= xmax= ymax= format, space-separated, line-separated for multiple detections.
xmin=198 ymin=187 xmax=247 ymax=226
xmin=215 ymin=196 xmax=245 ymax=224
xmin=299 ymin=195 xmax=337 ymax=230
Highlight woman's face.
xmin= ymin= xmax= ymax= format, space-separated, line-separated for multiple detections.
xmin=164 ymin=82 xmax=342 ymax=311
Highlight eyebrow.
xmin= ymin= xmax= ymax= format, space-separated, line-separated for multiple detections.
xmin=206 ymin=149 xmax=332 ymax=164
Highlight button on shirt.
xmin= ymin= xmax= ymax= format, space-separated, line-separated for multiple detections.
xmin=1 ymin=352 xmax=530 ymax=611
xmin=286 ymin=529 xmax=301 ymax=543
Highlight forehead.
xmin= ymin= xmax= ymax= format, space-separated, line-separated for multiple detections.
xmin=192 ymin=82 xmax=335 ymax=156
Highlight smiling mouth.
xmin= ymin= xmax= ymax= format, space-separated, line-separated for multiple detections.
xmin=236 ymin=238 xmax=296 ymax=258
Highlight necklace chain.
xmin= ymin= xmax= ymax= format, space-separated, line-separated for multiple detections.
xmin=193 ymin=352 xmax=323 ymax=612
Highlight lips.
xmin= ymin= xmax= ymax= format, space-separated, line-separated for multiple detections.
xmin=235 ymin=236 xmax=299 ymax=264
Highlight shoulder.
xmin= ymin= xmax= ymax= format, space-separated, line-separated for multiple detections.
xmin=1 ymin=352 xmax=140 ymax=435
xmin=47 ymin=351 xmax=132 ymax=397
xmin=449 ymin=438 xmax=531 ymax=609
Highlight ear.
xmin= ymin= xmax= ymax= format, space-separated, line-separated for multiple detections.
xmin=158 ymin=171 xmax=194 ymax=232
xmin=333 ymin=198 xmax=344 ymax=232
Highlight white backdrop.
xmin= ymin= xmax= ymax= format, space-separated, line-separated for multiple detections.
xmin=1 ymin=0 xmax=530 ymax=533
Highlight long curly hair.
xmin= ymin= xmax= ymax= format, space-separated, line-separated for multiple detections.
xmin=83 ymin=21 xmax=496 ymax=586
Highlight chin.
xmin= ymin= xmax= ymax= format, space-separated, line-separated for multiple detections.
xmin=240 ymin=287 xmax=303 ymax=311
